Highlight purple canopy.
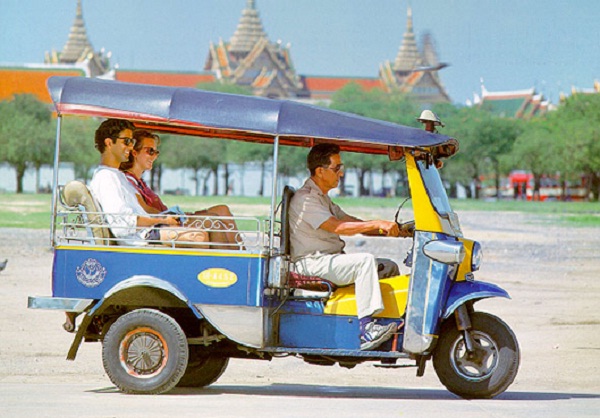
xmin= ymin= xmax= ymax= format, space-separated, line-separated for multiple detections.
xmin=47 ymin=76 xmax=456 ymax=155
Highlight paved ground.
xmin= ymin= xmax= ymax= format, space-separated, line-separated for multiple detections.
xmin=1 ymin=208 xmax=599 ymax=417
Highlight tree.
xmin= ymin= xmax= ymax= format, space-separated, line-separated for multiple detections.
xmin=329 ymin=83 xmax=421 ymax=196
xmin=0 ymin=95 xmax=54 ymax=193
xmin=60 ymin=116 xmax=99 ymax=182
xmin=549 ymin=94 xmax=600 ymax=200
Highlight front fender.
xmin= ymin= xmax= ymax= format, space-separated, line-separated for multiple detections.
xmin=442 ymin=280 xmax=510 ymax=319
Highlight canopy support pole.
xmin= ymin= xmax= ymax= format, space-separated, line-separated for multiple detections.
xmin=268 ymin=136 xmax=280 ymax=253
xmin=50 ymin=116 xmax=62 ymax=248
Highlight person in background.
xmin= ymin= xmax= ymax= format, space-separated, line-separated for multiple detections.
xmin=89 ymin=119 xmax=208 ymax=246
xmin=120 ymin=130 xmax=242 ymax=249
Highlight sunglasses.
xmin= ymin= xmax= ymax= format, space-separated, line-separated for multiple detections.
xmin=323 ymin=163 xmax=345 ymax=173
xmin=142 ymin=147 xmax=160 ymax=157
xmin=114 ymin=137 xmax=135 ymax=146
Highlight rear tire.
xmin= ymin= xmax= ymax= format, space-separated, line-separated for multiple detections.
xmin=433 ymin=311 xmax=519 ymax=399
xmin=102 ymin=309 xmax=188 ymax=394
xmin=177 ymin=346 xmax=229 ymax=388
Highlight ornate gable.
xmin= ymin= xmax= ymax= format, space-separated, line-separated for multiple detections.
xmin=204 ymin=0 xmax=304 ymax=98
xmin=44 ymin=0 xmax=110 ymax=77
xmin=379 ymin=6 xmax=450 ymax=105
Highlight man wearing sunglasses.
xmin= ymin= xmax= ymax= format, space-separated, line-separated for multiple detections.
xmin=289 ymin=143 xmax=410 ymax=350
xmin=89 ymin=119 xmax=207 ymax=246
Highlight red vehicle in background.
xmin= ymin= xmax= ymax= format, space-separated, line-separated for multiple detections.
xmin=483 ymin=171 xmax=588 ymax=201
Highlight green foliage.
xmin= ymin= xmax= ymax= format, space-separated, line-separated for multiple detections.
xmin=196 ymin=81 xmax=253 ymax=96
xmin=0 ymin=95 xmax=54 ymax=193
xmin=60 ymin=116 xmax=99 ymax=181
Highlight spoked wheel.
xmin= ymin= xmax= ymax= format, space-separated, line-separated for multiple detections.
xmin=102 ymin=309 xmax=189 ymax=394
xmin=433 ymin=311 xmax=520 ymax=399
xmin=177 ymin=346 xmax=229 ymax=388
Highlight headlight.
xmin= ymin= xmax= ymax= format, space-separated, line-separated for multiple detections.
xmin=423 ymin=240 xmax=465 ymax=265
xmin=471 ymin=241 xmax=483 ymax=271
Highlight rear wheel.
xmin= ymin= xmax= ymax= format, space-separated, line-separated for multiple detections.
xmin=177 ymin=346 xmax=229 ymax=388
xmin=433 ymin=311 xmax=519 ymax=399
xmin=102 ymin=309 xmax=189 ymax=394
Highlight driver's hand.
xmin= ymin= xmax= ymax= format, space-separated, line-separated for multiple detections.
xmin=378 ymin=220 xmax=400 ymax=237
xmin=398 ymin=221 xmax=415 ymax=238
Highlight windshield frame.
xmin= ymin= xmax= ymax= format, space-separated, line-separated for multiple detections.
xmin=416 ymin=159 xmax=452 ymax=215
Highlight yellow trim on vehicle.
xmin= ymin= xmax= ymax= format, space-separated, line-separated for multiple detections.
xmin=456 ymin=238 xmax=475 ymax=281
xmin=54 ymin=245 xmax=265 ymax=258
xmin=406 ymin=154 xmax=444 ymax=233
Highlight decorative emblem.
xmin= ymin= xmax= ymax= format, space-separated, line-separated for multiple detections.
xmin=197 ymin=268 xmax=238 ymax=288
xmin=76 ymin=258 xmax=107 ymax=288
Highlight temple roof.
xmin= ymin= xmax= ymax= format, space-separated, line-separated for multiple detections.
xmin=229 ymin=0 xmax=268 ymax=55
xmin=479 ymin=86 xmax=550 ymax=118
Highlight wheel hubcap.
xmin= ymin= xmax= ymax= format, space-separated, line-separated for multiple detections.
xmin=450 ymin=330 xmax=499 ymax=381
xmin=120 ymin=327 xmax=168 ymax=377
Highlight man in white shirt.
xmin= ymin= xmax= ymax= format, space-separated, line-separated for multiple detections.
xmin=289 ymin=144 xmax=411 ymax=350
xmin=89 ymin=119 xmax=207 ymax=245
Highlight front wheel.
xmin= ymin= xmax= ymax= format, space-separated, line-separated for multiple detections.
xmin=102 ymin=309 xmax=189 ymax=394
xmin=433 ymin=311 xmax=519 ymax=399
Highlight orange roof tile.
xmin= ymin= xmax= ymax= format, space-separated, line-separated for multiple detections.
xmin=115 ymin=70 xmax=215 ymax=88
xmin=303 ymin=76 xmax=382 ymax=93
xmin=0 ymin=67 xmax=85 ymax=103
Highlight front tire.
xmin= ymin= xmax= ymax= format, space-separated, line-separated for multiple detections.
xmin=433 ymin=311 xmax=519 ymax=399
xmin=102 ymin=309 xmax=189 ymax=394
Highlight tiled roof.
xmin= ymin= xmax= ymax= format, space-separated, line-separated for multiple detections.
xmin=115 ymin=70 xmax=215 ymax=87
xmin=302 ymin=76 xmax=382 ymax=94
xmin=0 ymin=66 xmax=86 ymax=103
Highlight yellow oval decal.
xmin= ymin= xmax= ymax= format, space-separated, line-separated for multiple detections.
xmin=197 ymin=268 xmax=238 ymax=288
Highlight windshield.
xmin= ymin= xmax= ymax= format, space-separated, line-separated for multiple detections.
xmin=417 ymin=160 xmax=452 ymax=215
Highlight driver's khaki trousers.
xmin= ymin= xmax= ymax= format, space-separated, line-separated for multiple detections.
xmin=294 ymin=253 xmax=398 ymax=319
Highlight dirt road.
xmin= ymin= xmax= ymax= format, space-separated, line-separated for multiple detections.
xmin=0 ymin=209 xmax=599 ymax=417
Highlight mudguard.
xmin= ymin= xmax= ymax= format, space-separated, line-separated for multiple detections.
xmin=67 ymin=275 xmax=202 ymax=360
xmin=442 ymin=280 xmax=510 ymax=319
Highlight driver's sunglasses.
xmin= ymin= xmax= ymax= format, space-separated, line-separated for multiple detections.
xmin=114 ymin=137 xmax=135 ymax=146
xmin=323 ymin=163 xmax=345 ymax=174
xmin=142 ymin=147 xmax=160 ymax=157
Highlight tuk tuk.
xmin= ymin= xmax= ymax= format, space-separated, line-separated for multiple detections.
xmin=28 ymin=76 xmax=519 ymax=399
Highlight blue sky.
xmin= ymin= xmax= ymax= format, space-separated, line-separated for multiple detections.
xmin=1 ymin=0 xmax=598 ymax=105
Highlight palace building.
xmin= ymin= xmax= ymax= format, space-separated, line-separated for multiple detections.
xmin=1 ymin=1 xmax=449 ymax=105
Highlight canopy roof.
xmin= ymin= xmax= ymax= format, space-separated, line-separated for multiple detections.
xmin=47 ymin=76 xmax=457 ymax=156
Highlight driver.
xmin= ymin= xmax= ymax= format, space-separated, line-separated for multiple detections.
xmin=289 ymin=144 xmax=413 ymax=350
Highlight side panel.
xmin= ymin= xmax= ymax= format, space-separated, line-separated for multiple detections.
xmin=403 ymin=231 xmax=455 ymax=354
xmin=52 ymin=246 xmax=267 ymax=307
xmin=278 ymin=313 xmax=359 ymax=350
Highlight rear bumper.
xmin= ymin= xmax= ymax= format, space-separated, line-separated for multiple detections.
xmin=27 ymin=296 xmax=94 ymax=312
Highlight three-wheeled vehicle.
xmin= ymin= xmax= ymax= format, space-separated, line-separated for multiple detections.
xmin=29 ymin=76 xmax=519 ymax=399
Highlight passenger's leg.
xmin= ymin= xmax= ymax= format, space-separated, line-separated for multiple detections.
xmin=189 ymin=205 xmax=242 ymax=249
xmin=159 ymin=227 xmax=209 ymax=248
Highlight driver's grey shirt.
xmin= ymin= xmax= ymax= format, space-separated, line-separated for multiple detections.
xmin=289 ymin=178 xmax=349 ymax=262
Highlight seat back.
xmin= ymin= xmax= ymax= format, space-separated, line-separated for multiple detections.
xmin=61 ymin=180 xmax=113 ymax=245
xmin=280 ymin=185 xmax=296 ymax=256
